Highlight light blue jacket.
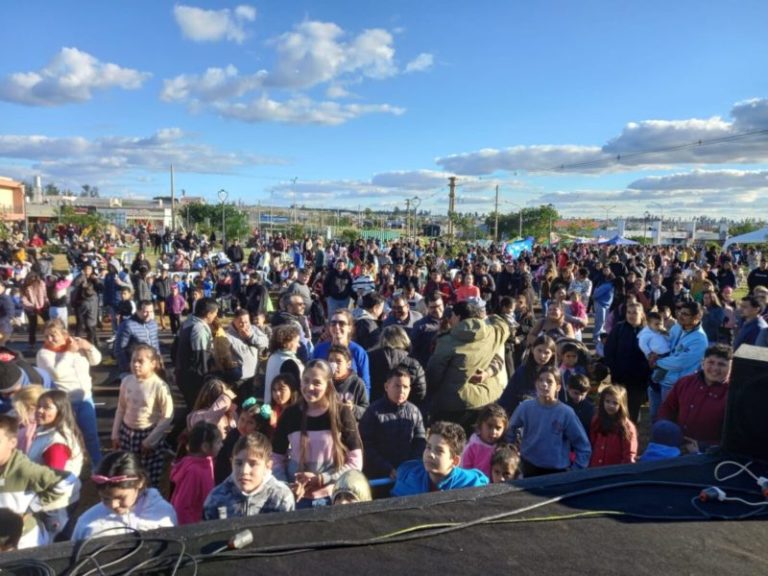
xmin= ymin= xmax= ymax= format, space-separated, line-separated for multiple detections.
xmin=391 ymin=460 xmax=488 ymax=496
xmin=592 ymin=281 xmax=614 ymax=308
xmin=655 ymin=323 xmax=708 ymax=389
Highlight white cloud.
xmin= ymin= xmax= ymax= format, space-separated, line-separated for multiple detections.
xmin=0 ymin=128 xmax=285 ymax=191
xmin=163 ymin=19 xmax=430 ymax=124
xmin=215 ymin=96 xmax=404 ymax=125
xmin=437 ymin=145 xmax=606 ymax=175
xmin=371 ymin=169 xmax=450 ymax=190
xmin=173 ymin=4 xmax=256 ymax=44
xmin=628 ymin=169 xmax=768 ymax=191
xmin=436 ymin=98 xmax=768 ymax=175
xmin=161 ymin=65 xmax=266 ymax=102
xmin=265 ymin=22 xmax=397 ymax=89
xmin=0 ymin=47 xmax=150 ymax=106
xmin=405 ymin=53 xmax=434 ymax=73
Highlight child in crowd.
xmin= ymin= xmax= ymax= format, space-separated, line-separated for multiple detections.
xmin=564 ymin=291 xmax=588 ymax=341
xmin=499 ymin=334 xmax=557 ymax=415
xmin=328 ymin=345 xmax=369 ymax=420
xmin=638 ymin=311 xmax=671 ymax=384
xmin=589 ymin=385 xmax=638 ymax=467
xmin=0 ymin=414 xmax=75 ymax=548
xmin=558 ymin=341 xmax=589 ymax=400
xmin=29 ymin=390 xmax=84 ymax=478
xmin=11 ymin=384 xmax=44 ymax=453
xmin=272 ymin=359 xmax=363 ymax=508
xmin=269 ymin=373 xmax=299 ymax=429
xmin=331 ymin=470 xmax=372 ymax=505
xmin=214 ymin=398 xmax=272 ymax=484
xmin=166 ymin=283 xmax=188 ymax=335
xmin=460 ymin=403 xmax=508 ymax=479
xmin=392 ymin=421 xmax=488 ymax=496
xmin=659 ymin=305 xmax=677 ymax=332
xmin=490 ymin=443 xmax=522 ymax=483
xmin=73 ymin=451 xmax=176 ymax=540
xmin=111 ymin=344 xmax=174 ymax=487
xmin=507 ymin=367 xmax=591 ymax=477
xmin=204 ymin=433 xmax=295 ymax=519
xmin=170 ymin=422 xmax=222 ymax=525
xmin=115 ymin=285 xmax=136 ymax=323
xmin=187 ymin=378 xmax=238 ymax=441
xmin=638 ymin=420 xmax=683 ymax=463
xmin=359 ymin=366 xmax=426 ymax=480
xmin=564 ymin=374 xmax=595 ymax=435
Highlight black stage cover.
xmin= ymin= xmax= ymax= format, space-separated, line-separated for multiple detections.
xmin=2 ymin=454 xmax=767 ymax=575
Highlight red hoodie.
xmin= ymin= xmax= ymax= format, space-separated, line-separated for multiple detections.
xmin=170 ymin=455 xmax=215 ymax=525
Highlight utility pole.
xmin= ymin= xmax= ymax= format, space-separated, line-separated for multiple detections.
xmin=448 ymin=176 xmax=457 ymax=237
xmin=170 ymin=164 xmax=175 ymax=232
xmin=494 ymin=185 xmax=500 ymax=243
xmin=405 ymin=198 xmax=411 ymax=238
xmin=291 ymin=177 xmax=298 ymax=224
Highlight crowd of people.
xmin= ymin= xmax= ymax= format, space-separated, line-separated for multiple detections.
xmin=0 ymin=221 xmax=766 ymax=551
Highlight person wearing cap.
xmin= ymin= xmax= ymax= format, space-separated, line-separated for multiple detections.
xmin=283 ymin=267 xmax=312 ymax=310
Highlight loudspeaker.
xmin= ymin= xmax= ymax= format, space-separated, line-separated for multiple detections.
xmin=722 ymin=344 xmax=768 ymax=460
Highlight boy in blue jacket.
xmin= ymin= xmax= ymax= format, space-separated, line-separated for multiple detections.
xmin=391 ymin=421 xmax=488 ymax=496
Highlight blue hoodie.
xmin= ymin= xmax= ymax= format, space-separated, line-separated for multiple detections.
xmin=391 ymin=460 xmax=488 ymax=497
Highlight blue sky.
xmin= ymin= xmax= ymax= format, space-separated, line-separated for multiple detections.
xmin=1 ymin=1 xmax=767 ymax=220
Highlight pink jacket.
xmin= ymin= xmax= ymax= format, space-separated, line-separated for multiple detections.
xmin=459 ymin=433 xmax=495 ymax=478
xmin=170 ymin=455 xmax=215 ymax=525
xmin=22 ymin=280 xmax=48 ymax=311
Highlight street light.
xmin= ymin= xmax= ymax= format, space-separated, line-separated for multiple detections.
xmin=499 ymin=200 xmax=524 ymax=238
xmin=218 ymin=188 xmax=228 ymax=248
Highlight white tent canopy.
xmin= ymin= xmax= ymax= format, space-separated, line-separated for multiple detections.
xmin=724 ymin=227 xmax=768 ymax=249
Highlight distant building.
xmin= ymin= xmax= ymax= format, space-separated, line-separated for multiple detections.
xmin=0 ymin=177 xmax=26 ymax=224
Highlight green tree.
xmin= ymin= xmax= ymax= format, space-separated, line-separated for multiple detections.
xmin=59 ymin=205 xmax=109 ymax=237
xmin=44 ymin=183 xmax=61 ymax=196
xmin=181 ymin=202 xmax=251 ymax=241
xmin=80 ymin=184 xmax=99 ymax=198
xmin=488 ymin=204 xmax=559 ymax=243
xmin=729 ymin=219 xmax=766 ymax=237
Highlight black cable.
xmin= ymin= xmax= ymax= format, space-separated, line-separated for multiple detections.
xmin=552 ymin=127 xmax=768 ymax=172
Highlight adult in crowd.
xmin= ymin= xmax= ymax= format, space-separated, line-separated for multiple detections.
xmin=591 ymin=269 xmax=614 ymax=339
xmin=313 ymin=309 xmax=370 ymax=393
xmin=747 ymin=258 xmax=768 ymax=294
xmin=323 ymin=258 xmax=354 ymax=317
xmin=244 ymin=272 xmax=270 ymax=320
xmin=174 ymin=298 xmax=218 ymax=409
xmin=700 ymin=289 xmax=727 ymax=344
xmin=426 ymin=300 xmax=509 ymax=431
xmin=410 ymin=292 xmax=445 ymax=369
xmin=224 ymin=307 xmax=269 ymax=396
xmin=21 ymin=272 xmax=49 ymax=347
xmin=732 ymin=296 xmax=767 ymax=350
xmin=648 ymin=301 xmax=708 ymax=420
xmin=353 ymin=292 xmax=384 ymax=351
xmin=423 ymin=269 xmax=453 ymax=303
xmin=526 ymin=302 xmax=575 ymax=345
xmin=658 ymin=275 xmax=692 ymax=319
xmin=367 ymin=325 xmax=426 ymax=408
xmin=603 ymin=303 xmax=650 ymax=423
xmin=71 ymin=263 xmax=102 ymax=346
xmin=114 ymin=300 xmax=160 ymax=377
xmin=152 ymin=266 xmax=171 ymax=330
xmin=36 ymin=318 xmax=103 ymax=465
xmin=382 ymin=294 xmax=422 ymax=339
xmin=282 ymin=267 xmax=313 ymax=309
xmin=658 ymin=344 xmax=732 ymax=450
xmin=271 ymin=293 xmax=314 ymax=362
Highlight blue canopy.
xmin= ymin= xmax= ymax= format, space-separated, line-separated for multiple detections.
xmin=599 ymin=235 xmax=640 ymax=246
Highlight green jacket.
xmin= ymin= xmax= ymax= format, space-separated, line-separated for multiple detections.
xmin=426 ymin=315 xmax=510 ymax=412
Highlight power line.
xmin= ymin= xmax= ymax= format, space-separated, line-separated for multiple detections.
xmin=552 ymin=127 xmax=768 ymax=172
